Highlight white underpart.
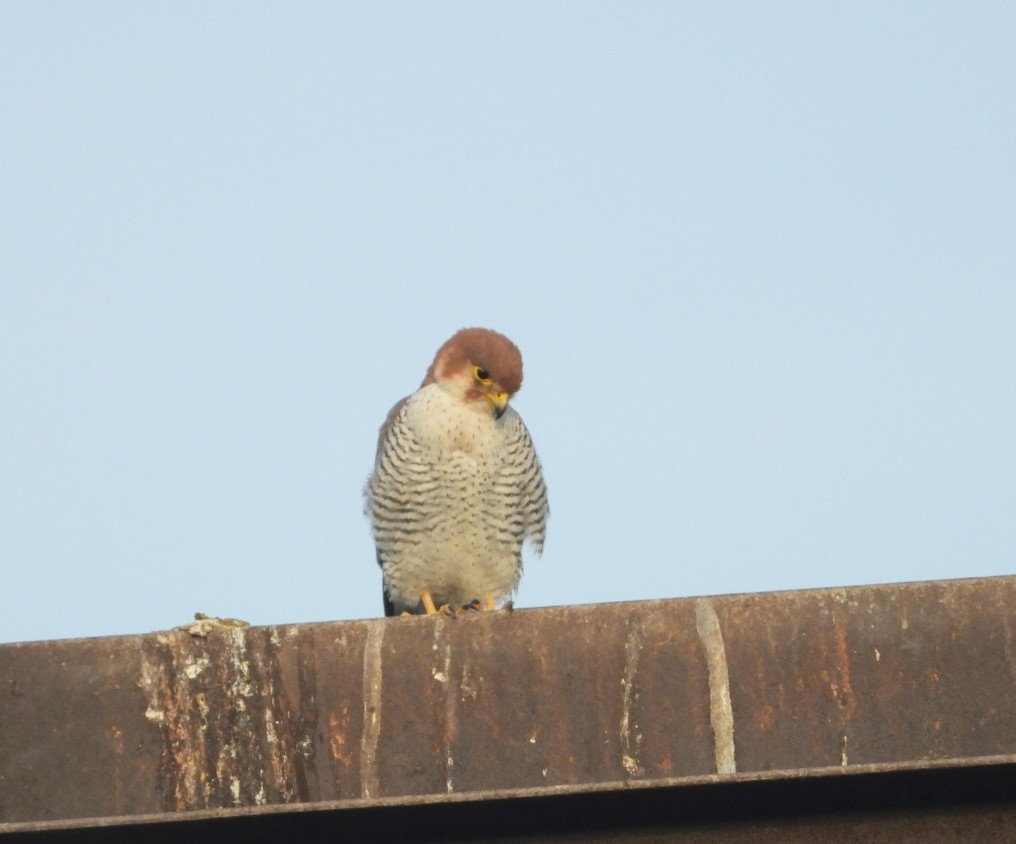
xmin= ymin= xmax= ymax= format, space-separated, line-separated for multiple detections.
xmin=366 ymin=382 xmax=548 ymax=613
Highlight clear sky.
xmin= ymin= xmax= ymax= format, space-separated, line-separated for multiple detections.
xmin=2 ymin=4 xmax=1014 ymax=644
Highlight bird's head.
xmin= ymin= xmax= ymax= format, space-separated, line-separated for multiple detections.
xmin=423 ymin=328 xmax=524 ymax=419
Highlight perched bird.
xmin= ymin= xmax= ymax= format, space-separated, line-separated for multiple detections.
xmin=365 ymin=328 xmax=548 ymax=616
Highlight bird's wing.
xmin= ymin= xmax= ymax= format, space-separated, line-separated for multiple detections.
xmin=374 ymin=395 xmax=410 ymax=466
xmin=504 ymin=411 xmax=549 ymax=555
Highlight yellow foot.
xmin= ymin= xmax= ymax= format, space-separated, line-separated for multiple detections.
xmin=460 ymin=595 xmax=498 ymax=612
xmin=421 ymin=590 xmax=452 ymax=615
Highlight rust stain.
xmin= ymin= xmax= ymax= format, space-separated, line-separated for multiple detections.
xmin=139 ymin=634 xmax=207 ymax=810
xmin=831 ymin=614 xmax=859 ymax=722
xmin=136 ymin=627 xmax=277 ymax=811
xmin=328 ymin=712 xmax=350 ymax=766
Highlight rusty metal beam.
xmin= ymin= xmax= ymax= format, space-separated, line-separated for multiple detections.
xmin=2 ymin=575 xmax=1015 ymax=835
xmin=5 ymin=762 xmax=1016 ymax=842
xmin=5 ymin=763 xmax=1016 ymax=840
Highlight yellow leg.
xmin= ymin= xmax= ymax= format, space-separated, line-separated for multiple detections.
xmin=421 ymin=590 xmax=439 ymax=615
xmin=484 ymin=594 xmax=496 ymax=612
xmin=421 ymin=590 xmax=452 ymax=615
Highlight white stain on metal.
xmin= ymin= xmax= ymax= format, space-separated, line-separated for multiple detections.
xmin=433 ymin=623 xmax=456 ymax=794
xmin=620 ymin=625 xmax=645 ymax=777
xmin=359 ymin=620 xmax=385 ymax=799
xmin=695 ymin=598 xmax=737 ymax=775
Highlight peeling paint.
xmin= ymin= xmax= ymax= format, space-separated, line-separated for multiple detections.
xmin=184 ymin=655 xmax=210 ymax=679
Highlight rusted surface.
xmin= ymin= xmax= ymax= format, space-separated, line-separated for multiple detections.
xmin=1 ymin=575 xmax=1015 ymax=830
xmin=6 ymin=761 xmax=1016 ymax=841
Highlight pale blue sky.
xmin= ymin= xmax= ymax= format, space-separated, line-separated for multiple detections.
xmin=2 ymin=3 xmax=1014 ymax=644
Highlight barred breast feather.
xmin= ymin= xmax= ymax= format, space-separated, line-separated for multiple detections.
xmin=366 ymin=383 xmax=548 ymax=615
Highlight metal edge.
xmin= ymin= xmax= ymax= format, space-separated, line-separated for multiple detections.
xmin=4 ymin=753 xmax=1015 ymax=835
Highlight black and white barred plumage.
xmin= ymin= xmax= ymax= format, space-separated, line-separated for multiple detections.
xmin=365 ymin=328 xmax=548 ymax=616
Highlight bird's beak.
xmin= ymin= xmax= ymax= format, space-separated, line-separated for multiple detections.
xmin=487 ymin=391 xmax=509 ymax=419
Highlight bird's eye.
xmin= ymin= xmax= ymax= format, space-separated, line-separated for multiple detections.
xmin=473 ymin=366 xmax=491 ymax=383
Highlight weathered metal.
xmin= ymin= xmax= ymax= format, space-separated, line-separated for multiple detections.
xmin=1 ymin=575 xmax=1014 ymax=834
xmin=5 ymin=761 xmax=1016 ymax=841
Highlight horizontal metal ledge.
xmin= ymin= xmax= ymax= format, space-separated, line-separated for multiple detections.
xmin=2 ymin=575 xmax=1015 ymax=829
xmin=4 ymin=754 xmax=1015 ymax=835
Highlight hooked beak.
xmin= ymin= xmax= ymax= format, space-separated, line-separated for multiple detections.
xmin=486 ymin=391 xmax=509 ymax=419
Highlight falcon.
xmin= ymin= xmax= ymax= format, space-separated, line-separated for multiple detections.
xmin=365 ymin=328 xmax=548 ymax=616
